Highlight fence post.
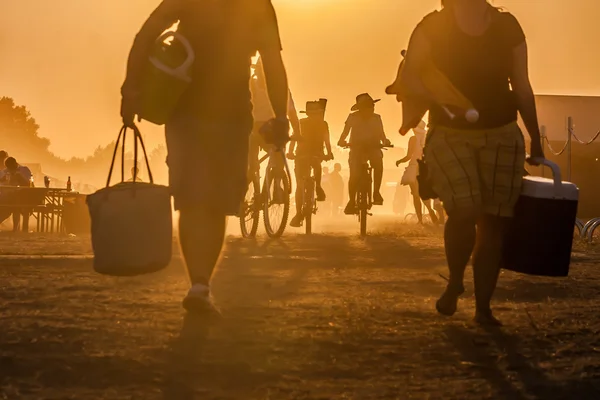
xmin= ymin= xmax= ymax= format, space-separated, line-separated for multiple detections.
xmin=567 ymin=116 xmax=573 ymax=182
xmin=540 ymin=125 xmax=546 ymax=178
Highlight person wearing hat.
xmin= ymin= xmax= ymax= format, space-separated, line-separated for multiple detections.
xmin=337 ymin=93 xmax=391 ymax=214
xmin=396 ymin=120 xmax=439 ymax=224
xmin=287 ymin=99 xmax=333 ymax=227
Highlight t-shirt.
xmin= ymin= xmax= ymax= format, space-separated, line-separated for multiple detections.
xmin=122 ymin=0 xmax=282 ymax=123
xmin=0 ymin=166 xmax=33 ymax=186
xmin=296 ymin=117 xmax=329 ymax=157
xmin=345 ymin=112 xmax=385 ymax=149
xmin=417 ymin=8 xmax=526 ymax=129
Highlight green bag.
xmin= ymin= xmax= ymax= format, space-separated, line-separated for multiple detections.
xmin=138 ymin=31 xmax=195 ymax=125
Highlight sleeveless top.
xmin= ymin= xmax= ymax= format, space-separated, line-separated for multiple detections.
xmin=418 ymin=8 xmax=526 ymax=130
xmin=409 ymin=129 xmax=426 ymax=166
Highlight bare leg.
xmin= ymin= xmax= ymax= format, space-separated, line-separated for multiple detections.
xmin=313 ymin=162 xmax=323 ymax=189
xmin=372 ymin=157 xmax=383 ymax=197
xmin=472 ymin=214 xmax=510 ymax=325
xmin=22 ymin=210 xmax=30 ymax=233
xmin=422 ymin=199 xmax=439 ymax=224
xmin=409 ymin=182 xmax=423 ymax=223
xmin=12 ymin=212 xmax=20 ymax=233
xmin=436 ymin=211 xmax=477 ymax=316
xmin=179 ymin=207 xmax=227 ymax=286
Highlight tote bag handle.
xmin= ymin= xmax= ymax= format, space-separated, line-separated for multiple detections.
xmin=106 ymin=125 xmax=155 ymax=187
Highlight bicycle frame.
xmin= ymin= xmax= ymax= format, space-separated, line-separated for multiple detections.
xmin=355 ymin=162 xmax=373 ymax=212
xmin=262 ymin=146 xmax=292 ymax=205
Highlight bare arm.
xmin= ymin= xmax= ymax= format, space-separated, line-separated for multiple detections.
xmin=338 ymin=124 xmax=351 ymax=146
xmin=397 ymin=136 xmax=415 ymax=165
xmin=400 ymin=27 xmax=436 ymax=103
xmin=324 ymin=122 xmax=333 ymax=156
xmin=377 ymin=116 xmax=389 ymax=143
xmin=287 ymin=92 xmax=301 ymax=136
xmin=260 ymin=49 xmax=288 ymax=120
xmin=511 ymin=41 xmax=544 ymax=160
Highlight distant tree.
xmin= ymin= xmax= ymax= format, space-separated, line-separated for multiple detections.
xmin=0 ymin=97 xmax=53 ymax=163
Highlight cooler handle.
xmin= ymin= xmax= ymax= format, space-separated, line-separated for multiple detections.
xmin=531 ymin=157 xmax=562 ymax=188
xmin=149 ymin=31 xmax=195 ymax=81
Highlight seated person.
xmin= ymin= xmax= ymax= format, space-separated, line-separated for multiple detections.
xmin=0 ymin=158 xmax=34 ymax=232
xmin=337 ymin=93 xmax=391 ymax=214
xmin=0 ymin=157 xmax=32 ymax=186
xmin=127 ymin=166 xmax=144 ymax=182
xmin=287 ymin=100 xmax=333 ymax=227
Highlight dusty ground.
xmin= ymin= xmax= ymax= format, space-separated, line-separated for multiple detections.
xmin=1 ymin=217 xmax=600 ymax=399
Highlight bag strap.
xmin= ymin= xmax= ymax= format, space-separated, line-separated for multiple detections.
xmin=106 ymin=125 xmax=155 ymax=187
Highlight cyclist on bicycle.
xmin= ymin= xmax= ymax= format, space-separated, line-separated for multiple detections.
xmin=288 ymin=99 xmax=333 ymax=227
xmin=337 ymin=93 xmax=391 ymax=215
xmin=248 ymin=56 xmax=300 ymax=184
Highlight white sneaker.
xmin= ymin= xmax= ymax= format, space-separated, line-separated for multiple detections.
xmin=182 ymin=284 xmax=220 ymax=316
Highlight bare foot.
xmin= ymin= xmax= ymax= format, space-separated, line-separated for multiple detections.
xmin=474 ymin=311 xmax=503 ymax=327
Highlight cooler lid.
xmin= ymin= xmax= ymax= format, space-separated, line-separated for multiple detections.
xmin=521 ymin=175 xmax=579 ymax=201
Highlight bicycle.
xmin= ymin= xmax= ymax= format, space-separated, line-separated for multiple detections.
xmin=342 ymin=143 xmax=393 ymax=236
xmin=239 ymin=131 xmax=292 ymax=239
xmin=295 ymin=155 xmax=327 ymax=235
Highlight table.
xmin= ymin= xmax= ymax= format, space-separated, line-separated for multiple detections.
xmin=0 ymin=187 xmax=85 ymax=234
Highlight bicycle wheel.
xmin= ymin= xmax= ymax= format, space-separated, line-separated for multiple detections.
xmin=358 ymin=192 xmax=368 ymax=236
xmin=263 ymin=168 xmax=290 ymax=238
xmin=304 ymin=186 xmax=313 ymax=236
xmin=239 ymin=175 xmax=260 ymax=238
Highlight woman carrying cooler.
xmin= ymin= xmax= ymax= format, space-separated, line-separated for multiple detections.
xmin=399 ymin=0 xmax=544 ymax=325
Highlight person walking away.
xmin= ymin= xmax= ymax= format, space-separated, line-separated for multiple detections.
xmin=120 ymin=0 xmax=291 ymax=315
xmin=248 ymin=56 xmax=300 ymax=181
xmin=338 ymin=93 xmax=391 ymax=215
xmin=396 ymin=120 xmax=439 ymax=224
xmin=329 ymin=163 xmax=345 ymax=217
xmin=399 ymin=0 xmax=544 ymax=325
xmin=288 ymin=100 xmax=333 ymax=227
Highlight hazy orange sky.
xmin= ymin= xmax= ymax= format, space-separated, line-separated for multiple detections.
xmin=2 ymin=0 xmax=600 ymax=159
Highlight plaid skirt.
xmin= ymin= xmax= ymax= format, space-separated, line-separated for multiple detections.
xmin=423 ymin=122 xmax=525 ymax=217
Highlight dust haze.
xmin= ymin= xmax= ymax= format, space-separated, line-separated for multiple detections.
xmin=2 ymin=0 xmax=600 ymax=182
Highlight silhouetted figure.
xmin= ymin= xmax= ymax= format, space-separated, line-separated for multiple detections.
xmin=338 ymin=93 xmax=391 ymax=214
xmin=399 ymin=0 xmax=544 ymax=325
xmin=329 ymin=163 xmax=345 ymax=217
xmin=288 ymin=100 xmax=333 ymax=227
xmin=127 ymin=165 xmax=144 ymax=182
xmin=120 ymin=0 xmax=290 ymax=315
xmin=0 ymin=157 xmax=33 ymax=232
xmin=396 ymin=120 xmax=438 ymax=224
xmin=0 ymin=151 xmax=8 ymax=171
xmin=248 ymin=56 xmax=300 ymax=180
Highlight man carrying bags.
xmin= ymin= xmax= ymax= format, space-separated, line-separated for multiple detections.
xmin=120 ymin=0 xmax=291 ymax=315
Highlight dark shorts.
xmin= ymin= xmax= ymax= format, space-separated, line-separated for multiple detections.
xmin=348 ymin=149 xmax=383 ymax=178
xmin=165 ymin=116 xmax=252 ymax=215
xmin=294 ymin=155 xmax=321 ymax=181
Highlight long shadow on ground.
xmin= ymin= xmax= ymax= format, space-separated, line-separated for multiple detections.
xmin=444 ymin=325 xmax=600 ymax=400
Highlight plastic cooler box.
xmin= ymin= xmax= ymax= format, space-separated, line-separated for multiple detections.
xmin=503 ymin=159 xmax=579 ymax=277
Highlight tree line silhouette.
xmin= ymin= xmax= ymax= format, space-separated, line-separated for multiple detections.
xmin=0 ymin=97 xmax=167 ymax=190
